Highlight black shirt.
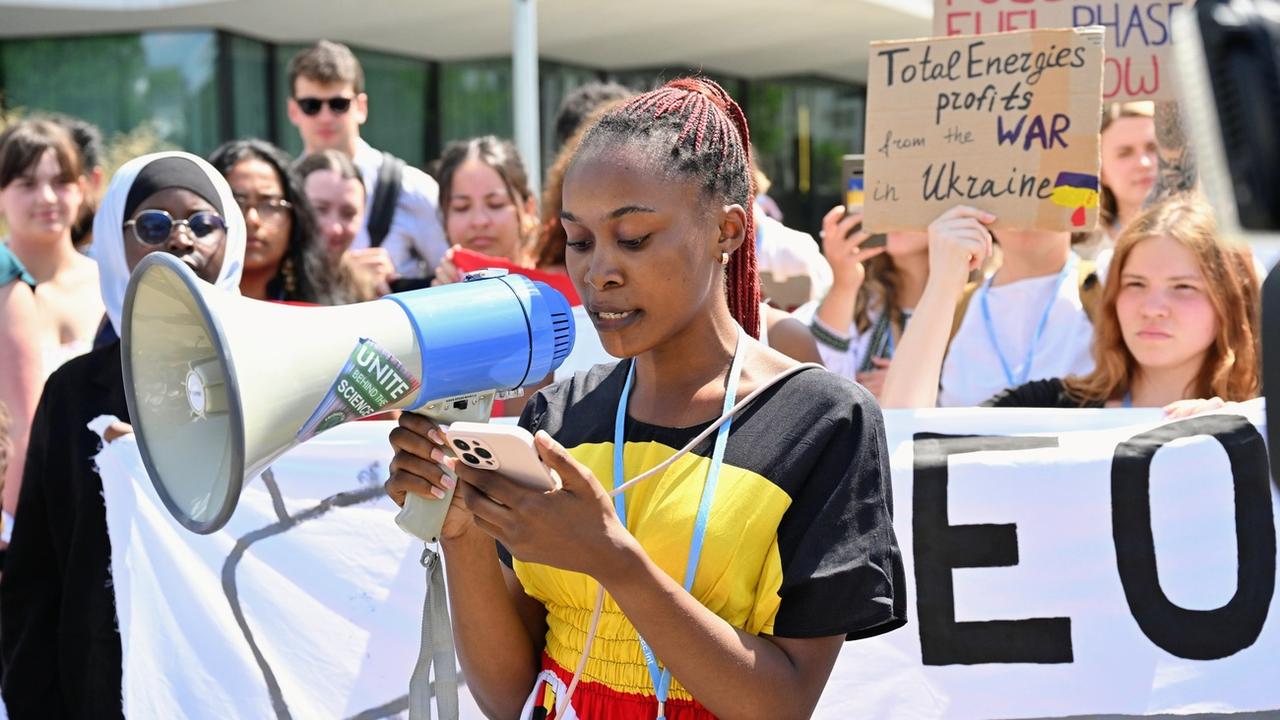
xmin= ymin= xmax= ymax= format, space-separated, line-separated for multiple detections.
xmin=981 ymin=377 xmax=1104 ymax=408
xmin=1 ymin=342 xmax=126 ymax=719
xmin=499 ymin=360 xmax=907 ymax=707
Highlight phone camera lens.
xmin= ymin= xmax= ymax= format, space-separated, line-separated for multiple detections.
xmin=462 ymin=452 xmax=480 ymax=465
xmin=452 ymin=439 xmax=471 ymax=452
xmin=475 ymin=447 xmax=492 ymax=460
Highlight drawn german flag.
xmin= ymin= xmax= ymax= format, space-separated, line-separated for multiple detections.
xmin=1050 ymin=171 xmax=1100 ymax=227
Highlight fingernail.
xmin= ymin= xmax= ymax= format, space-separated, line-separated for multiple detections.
xmin=428 ymin=428 xmax=445 ymax=445
xmin=431 ymin=486 xmax=446 ymax=499
xmin=430 ymin=448 xmax=444 ymax=463
xmin=441 ymin=474 xmax=456 ymax=489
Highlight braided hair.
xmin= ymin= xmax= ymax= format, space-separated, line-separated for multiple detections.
xmin=573 ymin=77 xmax=761 ymax=338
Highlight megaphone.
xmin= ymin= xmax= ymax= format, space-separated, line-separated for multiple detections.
xmin=122 ymin=252 xmax=574 ymax=536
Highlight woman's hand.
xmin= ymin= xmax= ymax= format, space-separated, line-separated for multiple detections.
xmin=385 ymin=412 xmax=474 ymax=540
xmin=458 ymin=430 xmax=638 ymax=580
xmin=925 ymin=205 xmax=995 ymax=298
xmin=431 ymin=246 xmax=461 ymax=287
xmin=821 ymin=206 xmax=886 ymax=294
xmin=344 ymin=247 xmax=398 ymax=296
xmin=855 ymin=357 xmax=890 ymax=399
xmin=1163 ymin=396 xmax=1227 ymax=420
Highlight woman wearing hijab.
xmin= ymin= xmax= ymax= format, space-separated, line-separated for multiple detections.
xmin=0 ymin=151 xmax=244 ymax=719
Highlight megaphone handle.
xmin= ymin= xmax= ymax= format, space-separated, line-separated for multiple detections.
xmin=394 ymin=391 xmax=497 ymax=543
xmin=395 ymin=464 xmax=457 ymax=544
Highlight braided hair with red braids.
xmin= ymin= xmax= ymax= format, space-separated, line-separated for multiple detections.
xmin=572 ymin=77 xmax=762 ymax=338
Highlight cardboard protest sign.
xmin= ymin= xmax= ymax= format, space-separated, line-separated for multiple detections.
xmin=935 ymin=0 xmax=1181 ymax=101
xmin=863 ymin=27 xmax=1104 ymax=233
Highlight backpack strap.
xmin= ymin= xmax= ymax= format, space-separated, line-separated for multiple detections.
xmin=367 ymin=152 xmax=405 ymax=249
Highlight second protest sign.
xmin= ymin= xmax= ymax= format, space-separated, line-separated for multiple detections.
xmin=863 ymin=27 xmax=1104 ymax=234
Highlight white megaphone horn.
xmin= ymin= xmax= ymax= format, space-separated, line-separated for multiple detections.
xmin=121 ymin=253 xmax=574 ymax=539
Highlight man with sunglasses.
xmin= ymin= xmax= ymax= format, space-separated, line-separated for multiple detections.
xmin=286 ymin=41 xmax=447 ymax=287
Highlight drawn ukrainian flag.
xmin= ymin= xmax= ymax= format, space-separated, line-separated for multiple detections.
xmin=1051 ymin=171 xmax=1100 ymax=227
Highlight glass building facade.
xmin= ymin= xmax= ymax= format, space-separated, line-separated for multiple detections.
xmin=0 ymin=30 xmax=864 ymax=235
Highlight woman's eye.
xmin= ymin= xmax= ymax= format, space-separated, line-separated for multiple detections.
xmin=619 ymin=234 xmax=650 ymax=248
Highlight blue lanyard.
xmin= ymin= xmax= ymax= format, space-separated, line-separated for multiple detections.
xmin=978 ymin=258 xmax=1074 ymax=388
xmin=611 ymin=328 xmax=745 ymax=719
xmin=1121 ymin=392 xmax=1133 ymax=408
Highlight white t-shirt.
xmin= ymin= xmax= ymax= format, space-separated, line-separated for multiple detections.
xmin=352 ymin=138 xmax=450 ymax=276
xmin=756 ymin=215 xmax=832 ymax=305
xmin=938 ymin=260 xmax=1095 ymax=407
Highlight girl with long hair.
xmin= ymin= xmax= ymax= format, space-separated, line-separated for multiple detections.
xmin=0 ymin=119 xmax=100 ymax=372
xmin=208 ymin=139 xmax=344 ymax=304
xmin=429 ymin=136 xmax=540 ymax=286
xmin=986 ymin=194 xmax=1259 ymax=412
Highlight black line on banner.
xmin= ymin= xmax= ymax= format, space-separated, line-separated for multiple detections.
xmin=1111 ymin=414 xmax=1276 ymax=660
xmin=913 ymin=433 xmax=1074 ymax=665
xmin=222 ymin=479 xmax=400 ymax=719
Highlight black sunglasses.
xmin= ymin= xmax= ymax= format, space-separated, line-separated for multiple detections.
xmin=294 ymin=96 xmax=353 ymax=116
xmin=125 ymin=209 xmax=227 ymax=246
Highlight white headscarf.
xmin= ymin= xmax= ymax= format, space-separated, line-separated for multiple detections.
xmin=90 ymin=151 xmax=246 ymax=333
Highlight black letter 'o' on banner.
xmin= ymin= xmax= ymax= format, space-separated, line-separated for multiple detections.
xmin=1112 ymin=415 xmax=1275 ymax=660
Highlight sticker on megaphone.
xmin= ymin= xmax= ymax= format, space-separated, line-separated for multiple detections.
xmin=297 ymin=338 xmax=421 ymax=442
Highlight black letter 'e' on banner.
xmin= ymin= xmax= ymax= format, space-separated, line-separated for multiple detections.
xmin=1112 ymin=415 xmax=1276 ymax=660
xmin=913 ymin=434 xmax=1073 ymax=665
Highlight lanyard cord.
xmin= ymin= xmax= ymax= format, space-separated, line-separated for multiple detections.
xmin=611 ymin=330 xmax=745 ymax=719
xmin=553 ymin=351 xmax=826 ymax=718
xmin=978 ymin=257 xmax=1074 ymax=388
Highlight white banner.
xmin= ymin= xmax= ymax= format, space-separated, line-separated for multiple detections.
xmin=98 ymin=402 xmax=1279 ymax=719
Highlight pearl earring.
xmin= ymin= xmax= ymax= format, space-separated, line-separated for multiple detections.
xmin=719 ymin=252 xmax=730 ymax=265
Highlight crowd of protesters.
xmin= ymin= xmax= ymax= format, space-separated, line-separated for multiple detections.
xmin=0 ymin=36 xmax=1266 ymax=720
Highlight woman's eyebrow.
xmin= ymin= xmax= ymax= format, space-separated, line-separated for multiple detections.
xmin=561 ymin=205 xmax=656 ymax=223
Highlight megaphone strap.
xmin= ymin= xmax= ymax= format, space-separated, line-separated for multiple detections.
xmin=410 ymin=547 xmax=460 ymax=720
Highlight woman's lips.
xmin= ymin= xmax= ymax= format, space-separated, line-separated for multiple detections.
xmin=590 ymin=308 xmax=640 ymax=331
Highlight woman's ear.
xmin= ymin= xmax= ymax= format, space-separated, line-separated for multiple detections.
xmin=716 ymin=203 xmax=749 ymax=260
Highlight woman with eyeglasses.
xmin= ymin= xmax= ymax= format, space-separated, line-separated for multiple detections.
xmin=0 ymin=119 xmax=101 ymax=375
xmin=208 ymin=138 xmax=344 ymax=304
xmin=0 ymin=152 xmax=246 ymax=717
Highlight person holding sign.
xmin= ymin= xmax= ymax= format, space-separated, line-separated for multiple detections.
xmin=794 ymin=207 xmax=930 ymax=398
xmin=0 ymin=152 xmax=246 ymax=717
xmin=385 ymin=78 xmax=906 ymax=719
xmin=984 ymin=194 xmax=1260 ymax=411
xmin=878 ymin=206 xmax=1098 ymax=408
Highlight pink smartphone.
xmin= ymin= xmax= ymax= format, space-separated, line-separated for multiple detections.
xmin=444 ymin=422 xmax=559 ymax=491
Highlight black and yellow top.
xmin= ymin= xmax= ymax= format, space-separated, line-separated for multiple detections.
xmin=503 ymin=361 xmax=906 ymax=718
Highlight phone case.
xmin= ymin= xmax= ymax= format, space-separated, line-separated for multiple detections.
xmin=444 ymin=422 xmax=559 ymax=492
